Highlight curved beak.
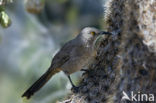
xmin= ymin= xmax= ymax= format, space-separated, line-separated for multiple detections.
xmin=98 ymin=31 xmax=112 ymax=35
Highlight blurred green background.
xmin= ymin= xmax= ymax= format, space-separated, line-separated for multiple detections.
xmin=0 ymin=0 xmax=106 ymax=103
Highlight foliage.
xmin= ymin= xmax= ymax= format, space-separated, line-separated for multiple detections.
xmin=0 ymin=0 xmax=12 ymax=28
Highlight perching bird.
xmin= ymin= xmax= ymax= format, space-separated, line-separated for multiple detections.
xmin=22 ymin=27 xmax=112 ymax=99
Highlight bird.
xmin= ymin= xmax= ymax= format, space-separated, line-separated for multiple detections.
xmin=22 ymin=27 xmax=112 ymax=99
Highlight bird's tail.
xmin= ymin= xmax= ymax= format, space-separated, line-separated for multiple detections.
xmin=22 ymin=68 xmax=61 ymax=99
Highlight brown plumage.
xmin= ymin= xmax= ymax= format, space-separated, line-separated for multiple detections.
xmin=22 ymin=68 xmax=61 ymax=99
xmin=22 ymin=27 xmax=112 ymax=99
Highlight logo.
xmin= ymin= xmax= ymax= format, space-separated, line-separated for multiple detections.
xmin=121 ymin=91 xmax=155 ymax=102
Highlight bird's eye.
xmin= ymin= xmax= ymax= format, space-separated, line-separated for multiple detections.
xmin=90 ymin=31 xmax=96 ymax=36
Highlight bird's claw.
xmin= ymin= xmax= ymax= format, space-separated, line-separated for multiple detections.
xmin=71 ymin=86 xmax=79 ymax=93
xmin=81 ymin=69 xmax=89 ymax=72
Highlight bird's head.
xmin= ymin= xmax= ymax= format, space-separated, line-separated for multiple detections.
xmin=79 ymin=27 xmax=112 ymax=44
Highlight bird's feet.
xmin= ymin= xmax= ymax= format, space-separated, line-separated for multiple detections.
xmin=71 ymin=85 xmax=79 ymax=93
xmin=81 ymin=69 xmax=89 ymax=72
xmin=67 ymin=75 xmax=79 ymax=93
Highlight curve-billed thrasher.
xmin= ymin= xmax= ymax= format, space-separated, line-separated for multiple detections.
xmin=22 ymin=27 xmax=112 ymax=99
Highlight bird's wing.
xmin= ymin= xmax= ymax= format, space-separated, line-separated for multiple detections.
xmin=50 ymin=40 xmax=76 ymax=69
